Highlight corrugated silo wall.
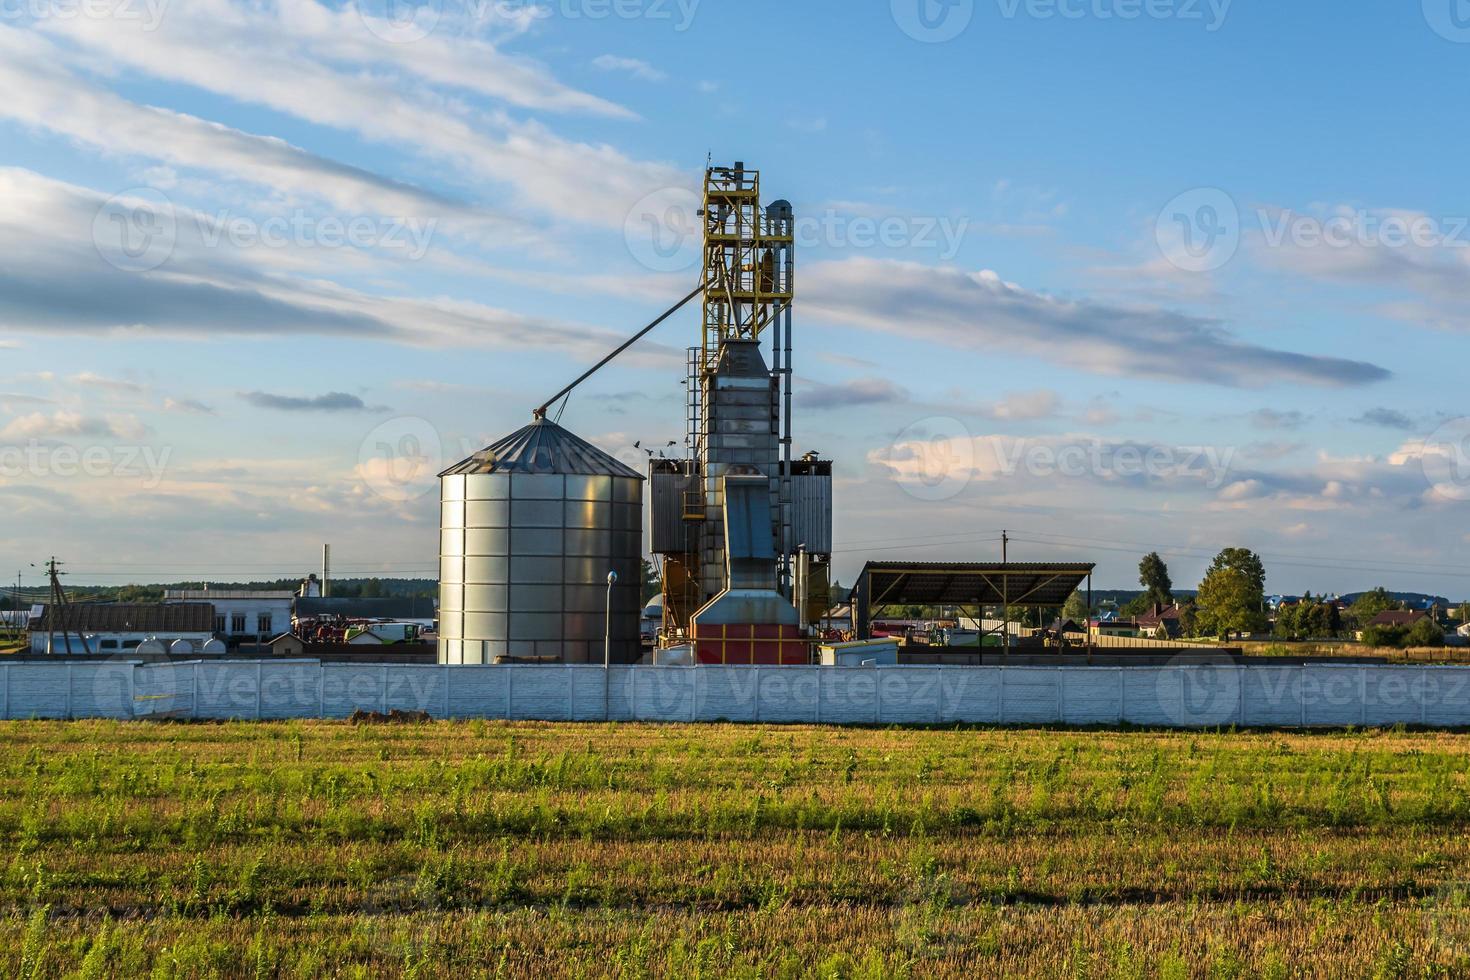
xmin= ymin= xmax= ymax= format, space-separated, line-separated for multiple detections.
xmin=439 ymin=471 xmax=642 ymax=665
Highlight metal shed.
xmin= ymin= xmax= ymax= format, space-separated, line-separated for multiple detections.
xmin=852 ymin=561 xmax=1095 ymax=644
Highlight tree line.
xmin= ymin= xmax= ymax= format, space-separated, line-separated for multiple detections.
xmin=1066 ymin=551 xmax=1457 ymax=647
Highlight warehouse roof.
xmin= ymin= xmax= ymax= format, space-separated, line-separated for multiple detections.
xmin=439 ymin=418 xmax=642 ymax=479
xmin=855 ymin=562 xmax=1095 ymax=609
xmin=164 ymin=589 xmax=294 ymax=601
xmin=34 ymin=603 xmax=215 ymax=633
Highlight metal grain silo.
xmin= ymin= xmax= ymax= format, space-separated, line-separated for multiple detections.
xmin=437 ymin=418 xmax=644 ymax=665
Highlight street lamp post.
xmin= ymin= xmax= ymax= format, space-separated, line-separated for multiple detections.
xmin=604 ymin=570 xmax=618 ymax=669
xmin=603 ymin=570 xmax=618 ymax=722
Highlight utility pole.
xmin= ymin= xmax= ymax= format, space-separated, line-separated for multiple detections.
xmin=37 ymin=557 xmax=75 ymax=655
xmin=1000 ymin=532 xmax=1010 ymax=654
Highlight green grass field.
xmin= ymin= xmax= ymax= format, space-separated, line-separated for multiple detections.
xmin=2 ymin=720 xmax=1470 ymax=977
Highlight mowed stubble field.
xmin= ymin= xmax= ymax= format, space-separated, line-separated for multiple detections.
xmin=2 ymin=720 xmax=1470 ymax=977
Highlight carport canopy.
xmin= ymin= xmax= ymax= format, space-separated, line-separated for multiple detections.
xmin=853 ymin=561 xmax=1095 ymax=638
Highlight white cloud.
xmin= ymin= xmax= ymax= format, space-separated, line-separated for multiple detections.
xmin=163 ymin=397 xmax=215 ymax=415
xmin=804 ymin=258 xmax=1391 ymax=389
xmin=39 ymin=2 xmax=680 ymax=226
xmin=0 ymin=169 xmax=680 ymax=362
xmin=592 ymin=55 xmax=666 ymax=82
xmin=0 ymin=410 xmax=148 ymax=440
xmin=0 ymin=24 xmax=537 ymax=247
xmin=981 ymin=390 xmax=1060 ymax=421
xmin=71 ymin=372 xmax=146 ymax=393
xmin=1218 ymin=479 xmax=1266 ymax=501
xmin=1251 ymin=204 xmax=1470 ymax=331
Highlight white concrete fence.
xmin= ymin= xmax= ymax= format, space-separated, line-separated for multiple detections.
xmin=3 ymin=660 xmax=1470 ymax=729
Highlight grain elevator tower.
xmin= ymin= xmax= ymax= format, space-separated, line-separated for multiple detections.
xmin=649 ymin=163 xmax=833 ymax=660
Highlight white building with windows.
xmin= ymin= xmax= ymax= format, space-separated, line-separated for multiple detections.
xmin=164 ymin=589 xmax=294 ymax=646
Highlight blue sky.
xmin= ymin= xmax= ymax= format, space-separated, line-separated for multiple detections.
xmin=2 ymin=0 xmax=1469 ymax=598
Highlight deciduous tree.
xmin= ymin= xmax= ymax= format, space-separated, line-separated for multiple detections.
xmin=1196 ymin=566 xmax=1268 ymax=640
xmin=1138 ymin=552 xmax=1173 ymax=608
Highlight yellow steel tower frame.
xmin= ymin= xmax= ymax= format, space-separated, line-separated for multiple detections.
xmin=700 ymin=164 xmax=794 ymax=367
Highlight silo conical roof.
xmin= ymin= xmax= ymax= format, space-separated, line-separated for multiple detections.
xmin=439 ymin=418 xmax=642 ymax=479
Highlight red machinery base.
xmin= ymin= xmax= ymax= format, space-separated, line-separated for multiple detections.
xmin=692 ymin=623 xmax=810 ymax=665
